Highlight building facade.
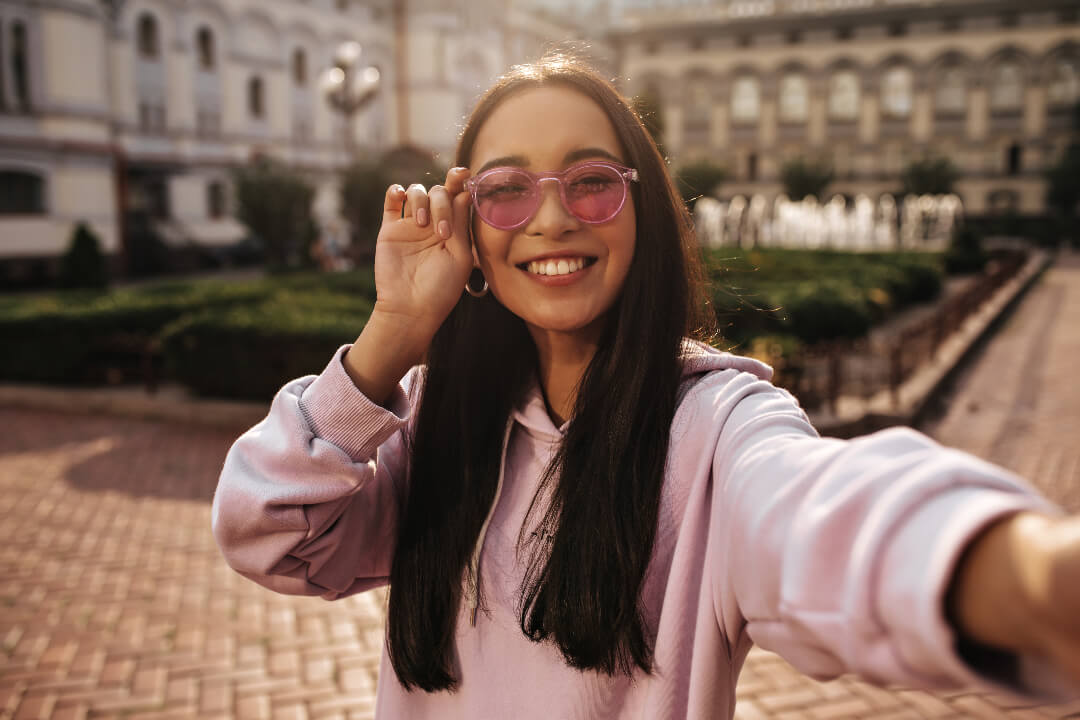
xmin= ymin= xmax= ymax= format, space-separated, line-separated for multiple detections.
xmin=610 ymin=0 xmax=1080 ymax=216
xmin=0 ymin=0 xmax=590 ymax=283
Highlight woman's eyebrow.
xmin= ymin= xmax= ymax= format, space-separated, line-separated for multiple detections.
xmin=563 ymin=147 xmax=622 ymax=165
xmin=476 ymin=147 xmax=623 ymax=174
xmin=477 ymin=154 xmax=529 ymax=174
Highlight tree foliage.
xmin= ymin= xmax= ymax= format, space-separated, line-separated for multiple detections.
xmin=59 ymin=222 xmax=108 ymax=289
xmin=341 ymin=147 xmax=445 ymax=259
xmin=900 ymin=155 xmax=959 ymax=197
xmin=233 ymin=156 xmax=317 ymax=270
xmin=780 ymin=157 xmax=834 ymax=201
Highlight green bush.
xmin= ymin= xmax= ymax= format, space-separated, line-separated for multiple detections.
xmin=675 ymin=160 xmax=727 ymax=208
xmin=234 ymin=157 xmax=317 ymax=270
xmin=59 ymin=223 xmax=108 ymax=289
xmin=159 ymin=293 xmax=373 ymax=401
xmin=943 ymin=227 xmax=987 ymax=274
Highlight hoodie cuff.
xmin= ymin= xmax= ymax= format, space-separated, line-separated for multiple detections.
xmin=876 ymin=484 xmax=1064 ymax=698
xmin=297 ymin=344 xmax=413 ymax=461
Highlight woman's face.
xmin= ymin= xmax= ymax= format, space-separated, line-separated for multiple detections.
xmin=468 ymin=85 xmax=636 ymax=342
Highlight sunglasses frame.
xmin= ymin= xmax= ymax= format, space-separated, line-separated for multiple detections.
xmin=464 ymin=160 xmax=640 ymax=231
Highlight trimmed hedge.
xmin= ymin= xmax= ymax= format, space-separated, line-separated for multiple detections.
xmin=159 ymin=292 xmax=374 ymax=401
xmin=705 ymin=249 xmax=944 ymax=345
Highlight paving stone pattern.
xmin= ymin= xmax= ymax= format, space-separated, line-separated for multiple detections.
xmin=2 ymin=253 xmax=1079 ymax=719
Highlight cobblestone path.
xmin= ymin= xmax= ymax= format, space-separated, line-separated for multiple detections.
xmin=2 ymin=254 xmax=1079 ymax=719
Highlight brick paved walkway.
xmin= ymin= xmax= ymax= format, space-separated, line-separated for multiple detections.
xmin=1 ymin=252 xmax=1079 ymax=720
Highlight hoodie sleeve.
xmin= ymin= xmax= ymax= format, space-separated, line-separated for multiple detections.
xmin=706 ymin=369 xmax=1071 ymax=698
xmin=212 ymin=345 xmax=418 ymax=600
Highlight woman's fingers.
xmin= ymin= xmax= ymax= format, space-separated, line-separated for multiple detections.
xmin=382 ymin=184 xmax=406 ymax=222
xmin=444 ymin=166 xmax=470 ymax=196
xmin=446 ymin=189 xmax=474 ymax=264
xmin=403 ymin=183 xmax=429 ymax=225
xmin=428 ymin=185 xmax=453 ymax=241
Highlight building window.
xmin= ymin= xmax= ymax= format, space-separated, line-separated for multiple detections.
xmin=293 ymin=48 xmax=307 ymax=86
xmin=196 ymin=27 xmax=214 ymax=70
xmin=138 ymin=101 xmax=166 ymax=133
xmin=248 ymin=76 xmax=264 ymax=118
xmin=887 ymin=22 xmax=907 ymax=37
xmin=0 ymin=170 xmax=44 ymax=214
xmin=942 ymin=16 xmax=961 ymax=32
xmin=1000 ymin=12 xmax=1018 ymax=28
xmin=835 ymin=26 xmax=853 ymax=41
xmin=685 ymin=78 xmax=711 ymax=132
xmin=731 ymin=76 xmax=760 ymax=123
xmin=207 ymin=180 xmax=226 ymax=218
xmin=137 ymin=13 xmax=159 ymax=59
xmin=747 ymin=152 xmax=758 ymax=181
xmin=736 ymin=34 xmax=751 ymax=48
xmin=1006 ymin=143 xmax=1022 ymax=175
xmin=935 ymin=66 xmax=966 ymax=114
xmin=785 ymin=30 xmax=802 ymax=45
xmin=644 ymin=41 xmax=657 ymax=55
xmin=689 ymin=37 xmax=704 ymax=51
xmin=11 ymin=20 xmax=30 ymax=111
xmin=828 ymin=70 xmax=860 ymax=121
xmin=778 ymin=73 xmax=808 ymax=122
xmin=990 ymin=62 xmax=1023 ymax=111
xmin=882 ymin=66 xmax=913 ymax=118
xmin=1049 ymin=58 xmax=1080 ymax=107
xmin=336 ymin=0 xmax=348 ymax=10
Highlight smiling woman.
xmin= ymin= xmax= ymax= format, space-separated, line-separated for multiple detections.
xmin=212 ymin=53 xmax=1080 ymax=720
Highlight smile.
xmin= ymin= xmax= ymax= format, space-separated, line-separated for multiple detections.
xmin=521 ymin=257 xmax=597 ymax=276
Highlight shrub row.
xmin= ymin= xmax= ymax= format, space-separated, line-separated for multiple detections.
xmin=4 ymin=251 xmax=946 ymax=401
xmin=704 ymin=249 xmax=945 ymax=345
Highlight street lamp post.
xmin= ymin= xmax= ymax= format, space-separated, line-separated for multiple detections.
xmin=320 ymin=41 xmax=380 ymax=161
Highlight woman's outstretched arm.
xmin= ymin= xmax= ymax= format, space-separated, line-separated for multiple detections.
xmin=704 ymin=369 xmax=1077 ymax=698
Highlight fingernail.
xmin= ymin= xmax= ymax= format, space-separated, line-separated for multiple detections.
xmin=438 ymin=220 xmax=451 ymax=239
xmin=417 ymin=208 xmax=428 ymax=226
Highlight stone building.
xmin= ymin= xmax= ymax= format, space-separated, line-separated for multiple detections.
xmin=610 ymin=0 xmax=1080 ymax=216
xmin=0 ymin=0 xmax=588 ymax=284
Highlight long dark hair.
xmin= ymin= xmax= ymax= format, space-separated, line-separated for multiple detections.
xmin=386 ymin=53 xmax=709 ymax=692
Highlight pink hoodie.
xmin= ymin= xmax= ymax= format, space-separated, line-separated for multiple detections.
xmin=212 ymin=341 xmax=1069 ymax=718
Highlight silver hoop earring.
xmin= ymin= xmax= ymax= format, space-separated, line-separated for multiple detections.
xmin=465 ymin=268 xmax=489 ymax=298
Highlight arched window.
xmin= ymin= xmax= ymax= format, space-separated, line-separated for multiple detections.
xmin=828 ymin=70 xmax=860 ymax=121
xmin=882 ymin=66 xmax=913 ymax=118
xmin=990 ymin=61 xmax=1023 ymax=111
xmin=935 ymin=66 xmax=966 ymax=114
xmin=731 ymin=76 xmax=759 ymax=123
xmin=1049 ymin=57 xmax=1080 ymax=107
xmin=196 ymin=27 xmax=215 ymax=70
xmin=0 ymin=170 xmax=45 ymax=214
xmin=137 ymin=13 xmax=159 ymax=59
xmin=778 ymin=73 xmax=808 ymax=122
xmin=747 ymin=152 xmax=758 ymax=181
xmin=248 ymin=75 xmax=264 ymax=118
xmin=11 ymin=20 xmax=30 ymax=110
xmin=292 ymin=48 xmax=307 ymax=86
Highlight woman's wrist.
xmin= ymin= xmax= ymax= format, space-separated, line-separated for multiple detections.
xmin=342 ymin=311 xmax=435 ymax=406
xmin=946 ymin=512 xmax=1056 ymax=658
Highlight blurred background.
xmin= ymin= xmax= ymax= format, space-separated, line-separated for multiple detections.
xmin=2 ymin=2 xmax=1080 ymax=719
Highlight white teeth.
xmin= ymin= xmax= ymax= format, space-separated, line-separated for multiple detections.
xmin=526 ymin=258 xmax=589 ymax=276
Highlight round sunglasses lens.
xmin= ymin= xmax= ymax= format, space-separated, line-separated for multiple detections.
xmin=563 ymin=165 xmax=625 ymax=223
xmin=475 ymin=169 xmax=537 ymax=228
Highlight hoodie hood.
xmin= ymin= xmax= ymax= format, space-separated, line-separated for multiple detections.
xmin=510 ymin=340 xmax=773 ymax=440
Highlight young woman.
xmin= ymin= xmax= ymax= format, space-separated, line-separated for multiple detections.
xmin=213 ymin=55 xmax=1080 ymax=718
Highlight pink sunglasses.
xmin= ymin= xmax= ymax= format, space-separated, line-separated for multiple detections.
xmin=464 ymin=160 xmax=639 ymax=231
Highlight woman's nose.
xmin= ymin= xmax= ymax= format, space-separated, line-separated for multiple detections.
xmin=525 ymin=180 xmax=580 ymax=237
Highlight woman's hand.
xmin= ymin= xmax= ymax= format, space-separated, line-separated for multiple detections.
xmin=372 ymin=167 xmax=474 ymax=343
xmin=949 ymin=512 xmax=1080 ymax=690
xmin=341 ymin=167 xmax=474 ymax=405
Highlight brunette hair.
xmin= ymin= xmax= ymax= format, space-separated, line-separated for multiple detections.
xmin=386 ymin=52 xmax=710 ymax=692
